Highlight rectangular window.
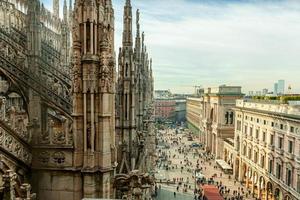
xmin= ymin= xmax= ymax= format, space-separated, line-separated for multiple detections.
xmin=250 ymin=127 xmax=253 ymax=136
xmin=237 ymin=120 xmax=241 ymax=131
xmin=269 ymin=160 xmax=273 ymax=174
xmin=264 ymin=120 xmax=266 ymax=125
xmin=288 ymin=141 xmax=293 ymax=153
xmin=248 ymin=148 xmax=252 ymax=159
xmin=276 ymin=163 xmax=282 ymax=179
xmin=261 ymin=155 xmax=265 ymax=168
xmin=254 ymin=152 xmax=258 ymax=163
xmin=244 ymin=125 xmax=248 ymax=135
xmin=256 ymin=129 xmax=259 ymax=139
xmin=263 ymin=132 xmax=266 ymax=141
xmin=270 ymin=135 xmax=274 ymax=145
xmin=278 ymin=137 xmax=283 ymax=149
xmin=280 ymin=124 xmax=284 ymax=130
xmin=287 ymin=168 xmax=292 ymax=186
xmin=271 ymin=122 xmax=274 ymax=127
xmin=290 ymin=126 xmax=294 ymax=133
xmin=257 ymin=118 xmax=259 ymax=123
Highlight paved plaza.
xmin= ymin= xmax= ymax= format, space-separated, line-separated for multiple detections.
xmin=154 ymin=128 xmax=256 ymax=200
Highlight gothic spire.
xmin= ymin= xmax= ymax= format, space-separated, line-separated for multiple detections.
xmin=136 ymin=9 xmax=140 ymax=37
xmin=122 ymin=0 xmax=132 ymax=47
xmin=134 ymin=9 xmax=141 ymax=61
xmin=142 ymin=32 xmax=145 ymax=52
xmin=53 ymin=0 xmax=59 ymax=18
xmin=63 ymin=0 xmax=67 ymax=22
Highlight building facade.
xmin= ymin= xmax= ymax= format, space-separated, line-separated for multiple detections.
xmin=186 ymin=97 xmax=203 ymax=139
xmin=0 ymin=0 xmax=154 ymax=199
xmin=175 ymin=99 xmax=186 ymax=124
xmin=224 ymin=99 xmax=300 ymax=200
xmin=71 ymin=0 xmax=116 ymax=198
xmin=154 ymin=99 xmax=176 ymax=121
xmin=186 ymin=85 xmax=243 ymax=158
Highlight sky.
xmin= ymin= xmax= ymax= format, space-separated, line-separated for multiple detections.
xmin=42 ymin=0 xmax=300 ymax=94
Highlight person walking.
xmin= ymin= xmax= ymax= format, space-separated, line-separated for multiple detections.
xmin=174 ymin=191 xmax=176 ymax=198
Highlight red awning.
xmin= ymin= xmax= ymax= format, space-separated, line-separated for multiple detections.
xmin=202 ymin=185 xmax=224 ymax=200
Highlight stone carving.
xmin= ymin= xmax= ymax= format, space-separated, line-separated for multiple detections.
xmin=40 ymin=119 xmax=52 ymax=144
xmin=52 ymin=152 xmax=65 ymax=165
xmin=53 ymin=131 xmax=66 ymax=144
xmin=38 ymin=151 xmax=50 ymax=164
xmin=114 ymin=170 xmax=154 ymax=199
xmin=100 ymin=58 xmax=114 ymax=93
xmin=0 ymin=127 xmax=31 ymax=165
xmin=0 ymin=170 xmax=36 ymax=200
xmin=72 ymin=12 xmax=79 ymax=42
xmin=0 ymin=129 xmax=4 ymax=145
xmin=0 ymin=40 xmax=26 ymax=67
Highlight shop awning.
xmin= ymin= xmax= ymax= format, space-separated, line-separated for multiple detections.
xmin=215 ymin=159 xmax=232 ymax=170
xmin=202 ymin=185 xmax=224 ymax=200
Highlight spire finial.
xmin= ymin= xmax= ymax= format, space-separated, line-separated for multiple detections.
xmin=63 ymin=0 xmax=67 ymax=21
xmin=53 ymin=0 xmax=59 ymax=17
xmin=122 ymin=0 xmax=133 ymax=47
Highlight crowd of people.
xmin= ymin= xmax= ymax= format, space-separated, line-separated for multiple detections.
xmin=154 ymin=127 xmax=257 ymax=200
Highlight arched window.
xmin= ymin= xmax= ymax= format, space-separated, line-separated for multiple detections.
xmin=236 ymin=136 xmax=240 ymax=151
xmin=242 ymin=143 xmax=247 ymax=156
xmin=225 ymin=111 xmax=229 ymax=124
xmin=125 ymin=63 xmax=128 ymax=77
xmin=286 ymin=163 xmax=293 ymax=187
xmin=230 ymin=112 xmax=234 ymax=124
xmin=125 ymin=94 xmax=128 ymax=119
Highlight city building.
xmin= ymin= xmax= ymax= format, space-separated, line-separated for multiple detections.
xmin=249 ymin=91 xmax=254 ymax=96
xmin=154 ymin=90 xmax=172 ymax=99
xmin=187 ymin=85 xmax=243 ymax=157
xmin=262 ymin=88 xmax=268 ymax=96
xmin=274 ymin=80 xmax=285 ymax=96
xmin=175 ymin=99 xmax=186 ymax=124
xmin=274 ymin=83 xmax=278 ymax=96
xmin=154 ymin=90 xmax=187 ymax=124
xmin=278 ymin=80 xmax=285 ymax=95
xmin=186 ymin=97 xmax=203 ymax=139
xmin=154 ymin=99 xmax=176 ymax=121
xmin=202 ymin=85 xmax=243 ymax=158
xmin=224 ymin=98 xmax=300 ymax=200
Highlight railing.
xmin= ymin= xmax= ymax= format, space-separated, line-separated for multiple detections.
xmin=0 ymin=120 xmax=32 ymax=166
xmin=0 ymin=27 xmax=72 ymax=114
xmin=0 ymin=26 xmax=27 ymax=48
xmin=269 ymin=174 xmax=300 ymax=199
xmin=0 ymin=54 xmax=72 ymax=114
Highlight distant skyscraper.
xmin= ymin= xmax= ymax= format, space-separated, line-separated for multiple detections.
xmin=274 ymin=83 xmax=278 ymax=95
xmin=256 ymin=91 xmax=262 ymax=96
xmin=277 ymin=80 xmax=285 ymax=95
xmin=262 ymin=88 xmax=268 ymax=96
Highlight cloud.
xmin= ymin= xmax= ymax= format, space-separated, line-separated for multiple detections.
xmin=43 ymin=0 xmax=300 ymax=94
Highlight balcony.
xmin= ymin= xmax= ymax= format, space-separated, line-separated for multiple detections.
xmin=248 ymin=135 xmax=253 ymax=141
xmin=285 ymin=152 xmax=295 ymax=160
xmin=275 ymin=148 xmax=284 ymax=155
xmin=261 ymin=141 xmax=267 ymax=147
xmin=268 ymin=144 xmax=275 ymax=151
xmin=253 ymin=137 xmax=258 ymax=143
